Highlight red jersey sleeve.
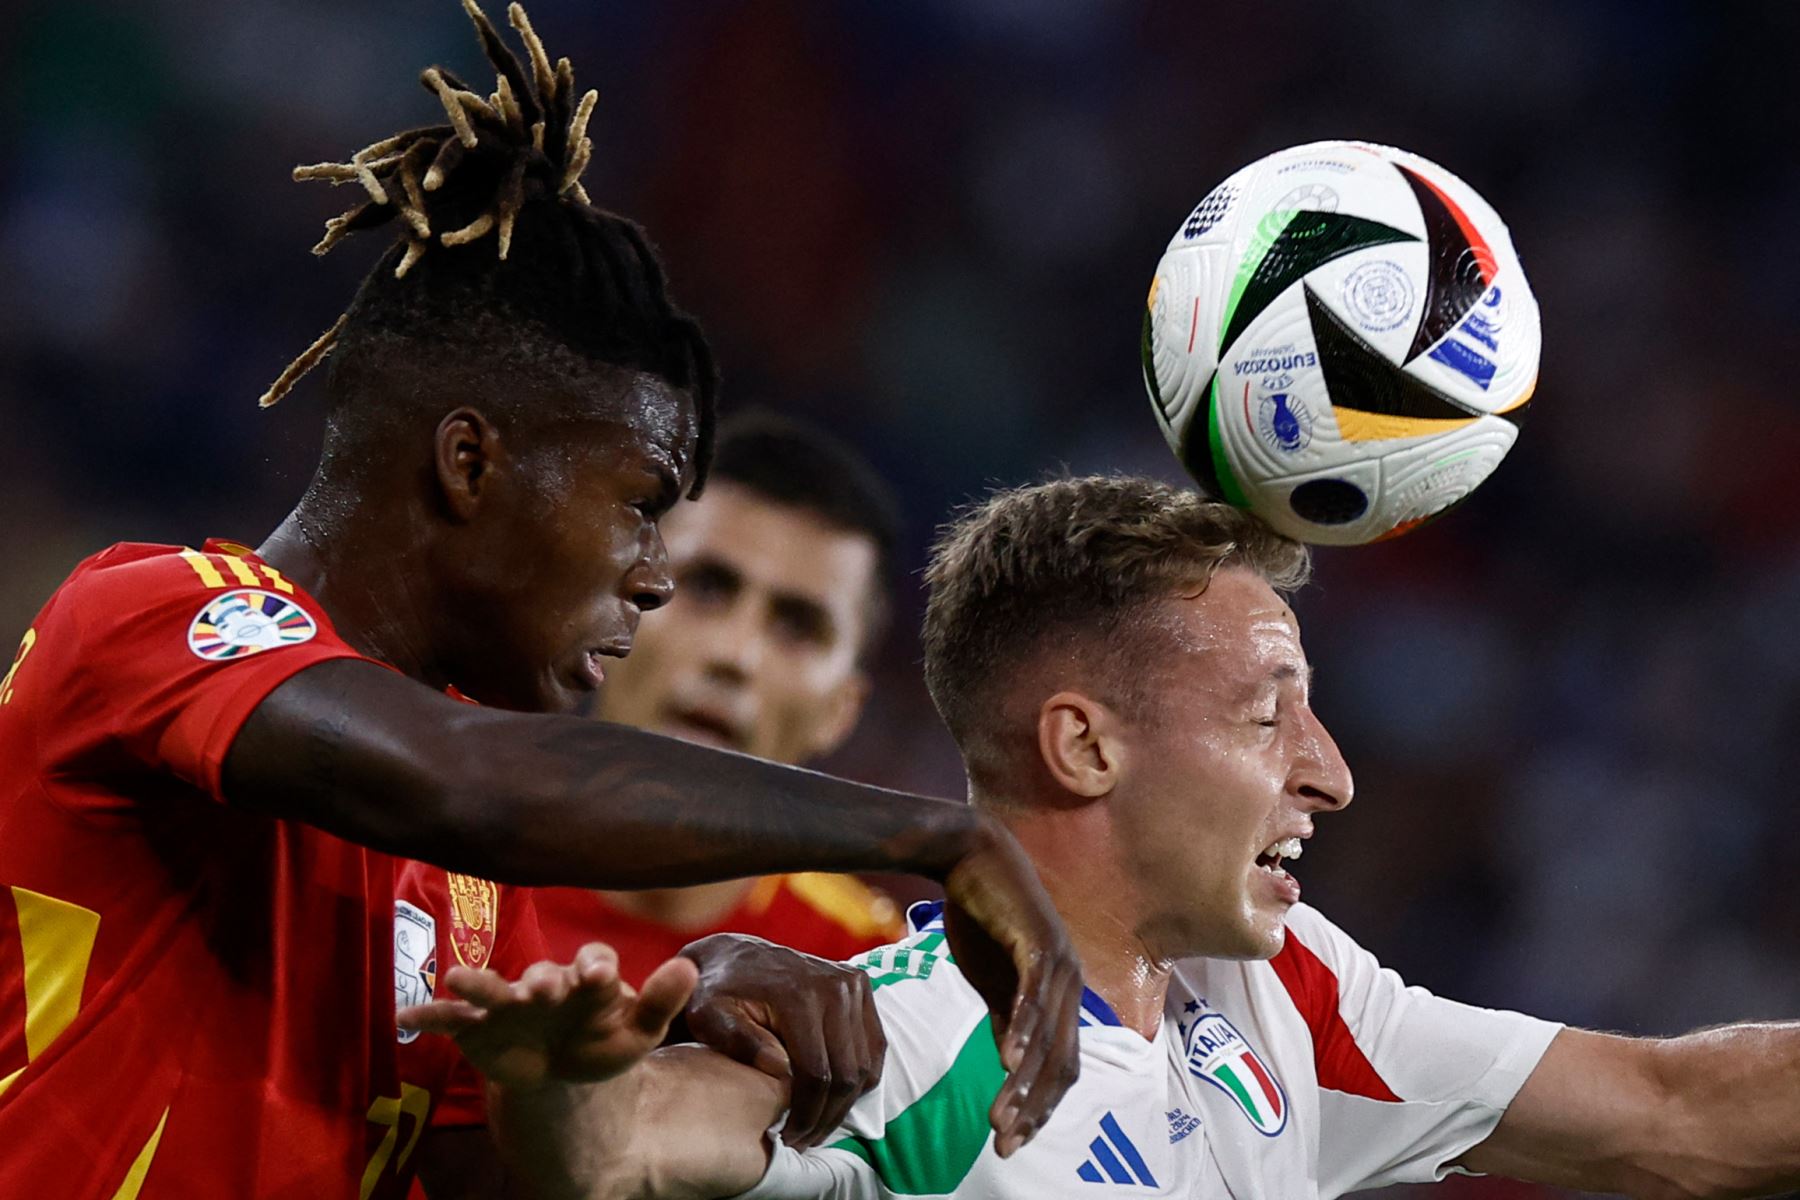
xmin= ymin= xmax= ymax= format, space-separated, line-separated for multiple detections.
xmin=26 ymin=541 xmax=373 ymax=804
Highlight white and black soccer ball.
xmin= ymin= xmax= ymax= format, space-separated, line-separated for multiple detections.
xmin=1142 ymin=140 xmax=1540 ymax=545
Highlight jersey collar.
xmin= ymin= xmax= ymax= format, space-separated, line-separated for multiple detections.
xmin=905 ymin=900 xmax=1126 ymax=1030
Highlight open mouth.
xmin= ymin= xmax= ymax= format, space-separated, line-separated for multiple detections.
xmin=577 ymin=644 xmax=630 ymax=691
xmin=1254 ymin=836 xmax=1303 ymax=881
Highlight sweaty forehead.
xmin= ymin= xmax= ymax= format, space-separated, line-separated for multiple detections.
xmin=1165 ymin=568 xmax=1304 ymax=677
xmin=597 ymin=372 xmax=695 ymax=467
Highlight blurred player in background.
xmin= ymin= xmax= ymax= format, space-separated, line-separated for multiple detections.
xmin=423 ymin=476 xmax=1800 ymax=1200
xmin=0 ymin=7 xmax=1081 ymax=1197
xmin=410 ymin=414 xmax=909 ymax=1197
xmin=536 ymin=413 xmax=905 ymax=985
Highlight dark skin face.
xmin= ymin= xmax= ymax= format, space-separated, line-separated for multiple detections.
xmin=425 ymin=379 xmax=696 ymax=714
xmin=266 ymin=359 xmax=698 ymax=714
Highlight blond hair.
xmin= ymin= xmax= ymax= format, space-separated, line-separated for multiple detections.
xmin=922 ymin=475 xmax=1308 ymax=770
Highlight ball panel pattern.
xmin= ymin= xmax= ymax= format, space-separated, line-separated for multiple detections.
xmin=1142 ymin=140 xmax=1539 ymax=545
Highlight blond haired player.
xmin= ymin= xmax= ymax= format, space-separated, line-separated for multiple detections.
xmin=416 ymin=475 xmax=1800 ymax=1200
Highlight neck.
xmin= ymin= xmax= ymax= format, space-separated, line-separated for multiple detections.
xmin=982 ymin=793 xmax=1172 ymax=1040
xmin=257 ymin=488 xmax=444 ymax=685
xmin=600 ymin=880 xmax=763 ymax=930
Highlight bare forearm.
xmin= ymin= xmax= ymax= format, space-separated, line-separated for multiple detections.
xmin=1649 ymin=1021 xmax=1800 ymax=1199
xmin=488 ymin=1078 xmax=631 ymax=1200
xmin=227 ymin=659 xmax=981 ymax=889
xmin=487 ymin=1050 xmax=783 ymax=1200
xmin=456 ymin=713 xmax=977 ymax=888
xmin=1474 ymin=1023 xmax=1800 ymax=1200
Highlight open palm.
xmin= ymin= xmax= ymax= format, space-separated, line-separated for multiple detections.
xmin=398 ymin=942 xmax=698 ymax=1088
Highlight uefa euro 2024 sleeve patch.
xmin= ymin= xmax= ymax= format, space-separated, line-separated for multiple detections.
xmin=188 ymin=589 xmax=318 ymax=661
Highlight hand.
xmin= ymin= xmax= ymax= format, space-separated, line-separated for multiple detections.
xmin=940 ymin=816 xmax=1083 ymax=1158
xmin=678 ymin=933 xmax=885 ymax=1151
xmin=398 ymin=942 xmax=698 ymax=1089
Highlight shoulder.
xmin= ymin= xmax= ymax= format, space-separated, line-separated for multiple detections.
xmin=41 ymin=543 xmax=197 ymax=624
xmin=847 ymin=923 xmax=957 ymax=992
xmin=59 ymin=542 xmax=264 ymax=601
xmin=1268 ymin=905 xmax=1372 ymax=998
xmin=1281 ymin=903 xmax=1364 ymax=959
xmin=825 ymin=928 xmax=1005 ymax=1193
xmin=50 ymin=541 xmax=325 ymax=644
xmin=773 ymin=873 xmax=904 ymax=942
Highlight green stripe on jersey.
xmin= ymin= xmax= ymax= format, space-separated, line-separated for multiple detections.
xmin=827 ymin=1014 xmax=1004 ymax=1194
xmin=854 ymin=933 xmax=949 ymax=990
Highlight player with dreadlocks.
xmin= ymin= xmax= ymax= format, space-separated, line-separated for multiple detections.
xmin=0 ymin=6 xmax=1080 ymax=1197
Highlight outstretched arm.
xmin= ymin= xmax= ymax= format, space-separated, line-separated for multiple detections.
xmin=1461 ymin=1023 xmax=1800 ymax=1198
xmin=226 ymin=659 xmax=1080 ymax=1154
xmin=226 ymin=659 xmax=977 ymax=888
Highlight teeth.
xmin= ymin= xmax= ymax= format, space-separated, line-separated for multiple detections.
xmin=1261 ymin=837 xmax=1302 ymax=863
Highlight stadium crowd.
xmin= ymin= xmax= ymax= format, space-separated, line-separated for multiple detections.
xmin=3 ymin=2 xmax=1798 ymax=1196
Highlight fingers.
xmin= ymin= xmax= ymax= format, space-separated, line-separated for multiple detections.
xmin=443 ymin=964 xmax=514 ymax=1009
xmin=516 ymin=958 xmax=577 ymax=1006
xmin=509 ymin=943 xmax=621 ymax=1012
xmin=998 ymin=959 xmax=1036 ymax=1073
xmin=632 ymin=956 xmax=699 ymax=1039
xmin=806 ymin=972 xmax=884 ymax=1148
xmin=689 ymin=1003 xmax=793 ymax=1078
xmin=395 ymin=997 xmax=486 ymax=1038
xmin=858 ymin=973 xmax=888 ymax=1091
xmin=988 ymin=954 xmax=1083 ymax=1158
xmin=774 ymin=1006 xmax=835 ymax=1150
xmin=572 ymin=941 xmax=622 ymax=989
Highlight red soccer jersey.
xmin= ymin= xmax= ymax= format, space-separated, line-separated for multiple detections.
xmin=0 ymin=539 xmax=438 ymax=1198
xmin=393 ymin=861 xmax=546 ymax=1130
xmin=533 ymin=874 xmax=904 ymax=990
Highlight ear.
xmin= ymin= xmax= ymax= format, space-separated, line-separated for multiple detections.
xmin=433 ymin=407 xmax=507 ymax=521
xmin=1036 ymin=690 xmax=1122 ymax=800
xmin=805 ymin=670 xmax=871 ymax=760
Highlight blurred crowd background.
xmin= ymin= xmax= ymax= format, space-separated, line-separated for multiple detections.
xmin=4 ymin=2 xmax=1798 ymax=1195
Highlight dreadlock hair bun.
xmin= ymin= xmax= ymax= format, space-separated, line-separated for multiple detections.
xmin=261 ymin=0 xmax=717 ymax=488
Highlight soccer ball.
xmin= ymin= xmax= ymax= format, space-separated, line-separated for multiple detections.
xmin=1141 ymin=140 xmax=1540 ymax=545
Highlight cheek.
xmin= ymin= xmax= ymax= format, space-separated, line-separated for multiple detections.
xmin=753 ymin=661 xmax=846 ymax=752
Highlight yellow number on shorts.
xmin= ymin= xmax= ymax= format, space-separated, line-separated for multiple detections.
xmin=359 ymin=1083 xmax=432 ymax=1200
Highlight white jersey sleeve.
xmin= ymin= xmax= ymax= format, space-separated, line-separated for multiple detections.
xmin=735 ymin=924 xmax=1003 ymax=1200
xmin=1277 ymin=904 xmax=1562 ymax=1196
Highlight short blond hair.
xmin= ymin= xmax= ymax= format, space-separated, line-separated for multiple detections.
xmin=922 ymin=475 xmax=1309 ymax=768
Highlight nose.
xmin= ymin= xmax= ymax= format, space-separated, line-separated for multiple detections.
xmin=1293 ymin=705 xmax=1354 ymax=813
xmin=694 ymin=594 xmax=764 ymax=685
xmin=624 ymin=535 xmax=675 ymax=614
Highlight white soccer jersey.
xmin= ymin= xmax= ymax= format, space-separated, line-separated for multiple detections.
xmin=739 ymin=901 xmax=1560 ymax=1200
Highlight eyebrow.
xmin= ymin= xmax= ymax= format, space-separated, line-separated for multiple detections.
xmin=681 ymin=556 xmax=841 ymax=641
xmin=1271 ymin=663 xmax=1315 ymax=689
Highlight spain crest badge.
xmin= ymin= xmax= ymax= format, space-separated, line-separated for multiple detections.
xmin=446 ymin=873 xmax=500 ymax=969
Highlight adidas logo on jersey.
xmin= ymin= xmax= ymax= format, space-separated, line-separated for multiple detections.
xmin=1075 ymin=1112 xmax=1160 ymax=1187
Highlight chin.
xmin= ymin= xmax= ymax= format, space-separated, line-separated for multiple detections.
xmin=1209 ymin=906 xmax=1291 ymax=962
